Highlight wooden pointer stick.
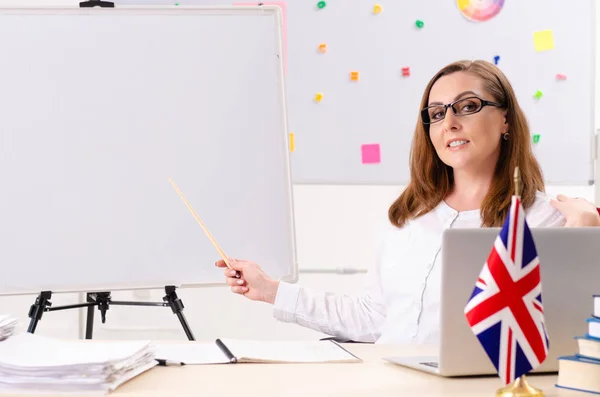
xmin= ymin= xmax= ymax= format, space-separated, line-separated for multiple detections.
xmin=168 ymin=178 xmax=232 ymax=270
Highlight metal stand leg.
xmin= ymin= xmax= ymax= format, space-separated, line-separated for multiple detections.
xmin=27 ymin=291 xmax=52 ymax=334
xmin=163 ymin=285 xmax=195 ymax=341
xmin=85 ymin=293 xmax=95 ymax=339
xmin=26 ymin=287 xmax=196 ymax=340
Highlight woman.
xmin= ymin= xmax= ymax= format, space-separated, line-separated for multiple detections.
xmin=216 ymin=60 xmax=598 ymax=344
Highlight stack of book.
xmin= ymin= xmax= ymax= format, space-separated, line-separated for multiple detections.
xmin=0 ymin=332 xmax=156 ymax=395
xmin=0 ymin=316 xmax=16 ymax=341
xmin=556 ymin=294 xmax=600 ymax=394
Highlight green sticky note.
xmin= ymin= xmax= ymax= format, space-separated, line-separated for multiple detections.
xmin=317 ymin=1 xmax=326 ymax=9
xmin=415 ymin=19 xmax=424 ymax=28
xmin=534 ymin=90 xmax=543 ymax=99
xmin=533 ymin=134 xmax=540 ymax=144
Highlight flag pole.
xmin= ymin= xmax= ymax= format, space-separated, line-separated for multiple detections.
xmin=495 ymin=166 xmax=544 ymax=397
xmin=514 ymin=166 xmax=521 ymax=197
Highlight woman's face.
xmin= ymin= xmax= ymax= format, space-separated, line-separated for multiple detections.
xmin=426 ymin=72 xmax=508 ymax=173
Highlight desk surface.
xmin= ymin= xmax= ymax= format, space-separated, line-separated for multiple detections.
xmin=118 ymin=342 xmax=577 ymax=397
xmin=6 ymin=342 xmax=583 ymax=397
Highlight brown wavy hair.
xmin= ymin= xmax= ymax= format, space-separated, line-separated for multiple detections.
xmin=388 ymin=60 xmax=544 ymax=228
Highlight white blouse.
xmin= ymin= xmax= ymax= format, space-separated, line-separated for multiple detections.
xmin=272 ymin=192 xmax=566 ymax=344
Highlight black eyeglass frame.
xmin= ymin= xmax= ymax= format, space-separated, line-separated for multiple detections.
xmin=420 ymin=96 xmax=505 ymax=125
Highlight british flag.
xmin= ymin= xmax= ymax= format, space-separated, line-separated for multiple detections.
xmin=464 ymin=195 xmax=549 ymax=385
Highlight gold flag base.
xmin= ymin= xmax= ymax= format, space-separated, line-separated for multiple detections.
xmin=496 ymin=376 xmax=544 ymax=397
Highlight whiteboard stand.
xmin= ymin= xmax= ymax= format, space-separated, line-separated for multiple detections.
xmin=24 ymin=0 xmax=197 ymax=342
xmin=27 ymin=287 xmax=196 ymax=340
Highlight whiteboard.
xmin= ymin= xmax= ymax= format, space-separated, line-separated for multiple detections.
xmin=119 ymin=0 xmax=596 ymax=185
xmin=0 ymin=6 xmax=297 ymax=295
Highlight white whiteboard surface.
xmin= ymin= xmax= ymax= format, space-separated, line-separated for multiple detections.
xmin=0 ymin=6 xmax=297 ymax=295
xmin=118 ymin=0 xmax=596 ymax=185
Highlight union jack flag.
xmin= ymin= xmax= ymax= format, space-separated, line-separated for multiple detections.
xmin=464 ymin=195 xmax=549 ymax=385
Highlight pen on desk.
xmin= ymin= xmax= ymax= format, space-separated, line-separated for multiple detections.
xmin=156 ymin=359 xmax=185 ymax=366
xmin=215 ymin=339 xmax=237 ymax=363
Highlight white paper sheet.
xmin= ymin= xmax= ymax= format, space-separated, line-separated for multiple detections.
xmin=153 ymin=340 xmax=361 ymax=364
xmin=153 ymin=343 xmax=231 ymax=364
xmin=220 ymin=339 xmax=361 ymax=363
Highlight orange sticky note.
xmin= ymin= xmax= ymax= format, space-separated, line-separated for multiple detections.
xmin=533 ymin=29 xmax=555 ymax=52
xmin=350 ymin=71 xmax=359 ymax=81
xmin=314 ymin=92 xmax=323 ymax=102
xmin=373 ymin=4 xmax=382 ymax=14
xmin=318 ymin=43 xmax=327 ymax=53
xmin=361 ymin=144 xmax=380 ymax=164
xmin=289 ymin=132 xmax=295 ymax=152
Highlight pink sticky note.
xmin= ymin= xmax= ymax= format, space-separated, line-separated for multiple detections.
xmin=234 ymin=2 xmax=288 ymax=75
xmin=361 ymin=144 xmax=381 ymax=164
xmin=556 ymin=73 xmax=567 ymax=80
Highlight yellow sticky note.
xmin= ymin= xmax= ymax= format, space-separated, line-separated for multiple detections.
xmin=289 ymin=132 xmax=295 ymax=152
xmin=314 ymin=92 xmax=323 ymax=102
xmin=373 ymin=4 xmax=382 ymax=14
xmin=533 ymin=30 xmax=555 ymax=52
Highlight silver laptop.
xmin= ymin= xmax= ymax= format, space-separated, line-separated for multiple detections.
xmin=384 ymin=227 xmax=600 ymax=377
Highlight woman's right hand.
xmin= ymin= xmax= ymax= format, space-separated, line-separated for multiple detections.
xmin=215 ymin=258 xmax=280 ymax=304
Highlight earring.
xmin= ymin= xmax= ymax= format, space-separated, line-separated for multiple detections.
xmin=503 ymin=132 xmax=510 ymax=140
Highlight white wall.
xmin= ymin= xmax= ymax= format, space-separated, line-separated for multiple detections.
xmin=0 ymin=0 xmax=598 ymax=342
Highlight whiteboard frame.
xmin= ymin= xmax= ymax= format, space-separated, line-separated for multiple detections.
xmin=0 ymin=5 xmax=297 ymax=296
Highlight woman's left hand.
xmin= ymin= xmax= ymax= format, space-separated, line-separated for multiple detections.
xmin=550 ymin=194 xmax=600 ymax=227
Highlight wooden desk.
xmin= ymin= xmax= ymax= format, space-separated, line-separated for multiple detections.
xmin=3 ymin=342 xmax=581 ymax=397
xmin=110 ymin=343 xmax=576 ymax=397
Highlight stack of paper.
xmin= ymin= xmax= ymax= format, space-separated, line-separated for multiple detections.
xmin=0 ymin=332 xmax=156 ymax=395
xmin=0 ymin=316 xmax=16 ymax=341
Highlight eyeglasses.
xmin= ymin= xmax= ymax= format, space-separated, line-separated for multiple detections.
xmin=420 ymin=96 xmax=505 ymax=125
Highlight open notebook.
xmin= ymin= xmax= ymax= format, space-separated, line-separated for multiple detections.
xmin=154 ymin=339 xmax=361 ymax=364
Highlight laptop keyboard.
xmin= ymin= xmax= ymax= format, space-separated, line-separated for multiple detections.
xmin=420 ymin=361 xmax=439 ymax=368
